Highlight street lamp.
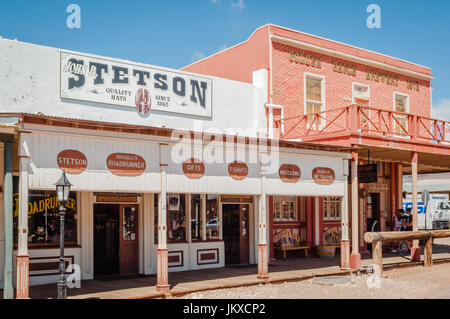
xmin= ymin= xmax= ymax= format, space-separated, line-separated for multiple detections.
xmin=55 ymin=171 xmax=72 ymax=299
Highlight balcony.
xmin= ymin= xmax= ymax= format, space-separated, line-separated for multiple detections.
xmin=276 ymin=104 xmax=450 ymax=174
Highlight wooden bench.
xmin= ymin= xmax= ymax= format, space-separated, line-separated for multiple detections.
xmin=273 ymin=229 xmax=310 ymax=260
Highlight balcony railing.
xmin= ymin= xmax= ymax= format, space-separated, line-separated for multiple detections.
xmin=277 ymin=104 xmax=450 ymax=145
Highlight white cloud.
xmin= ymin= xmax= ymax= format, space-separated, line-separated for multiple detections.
xmin=211 ymin=0 xmax=221 ymax=5
xmin=231 ymin=0 xmax=245 ymax=10
xmin=431 ymin=98 xmax=450 ymax=122
xmin=191 ymin=50 xmax=205 ymax=63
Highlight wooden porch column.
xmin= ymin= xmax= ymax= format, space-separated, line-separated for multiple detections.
xmin=156 ymin=169 xmax=170 ymax=293
xmin=16 ymin=133 xmax=30 ymax=299
xmin=257 ymin=176 xmax=269 ymax=279
xmin=350 ymin=152 xmax=361 ymax=270
xmin=340 ymin=162 xmax=350 ymax=269
xmin=2 ymin=140 xmax=13 ymax=299
xmin=411 ymin=152 xmax=421 ymax=262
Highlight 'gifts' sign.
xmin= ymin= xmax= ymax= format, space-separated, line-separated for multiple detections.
xmin=60 ymin=52 xmax=212 ymax=117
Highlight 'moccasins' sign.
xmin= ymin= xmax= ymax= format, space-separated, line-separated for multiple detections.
xmin=60 ymin=52 xmax=212 ymax=117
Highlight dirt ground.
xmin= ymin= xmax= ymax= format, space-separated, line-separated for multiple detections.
xmin=180 ymin=262 xmax=450 ymax=299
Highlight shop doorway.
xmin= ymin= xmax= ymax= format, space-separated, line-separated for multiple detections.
xmin=94 ymin=204 xmax=139 ymax=277
xmin=223 ymin=204 xmax=249 ymax=265
xmin=366 ymin=193 xmax=380 ymax=251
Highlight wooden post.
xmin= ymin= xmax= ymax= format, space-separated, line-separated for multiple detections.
xmin=350 ymin=152 xmax=361 ymax=270
xmin=156 ymin=169 xmax=170 ymax=293
xmin=411 ymin=152 xmax=421 ymax=262
xmin=257 ymin=176 xmax=269 ymax=279
xmin=424 ymin=236 xmax=433 ymax=267
xmin=340 ymin=164 xmax=350 ymax=269
xmin=3 ymin=141 xmax=13 ymax=299
xmin=373 ymin=240 xmax=383 ymax=275
xmin=16 ymin=133 xmax=30 ymax=299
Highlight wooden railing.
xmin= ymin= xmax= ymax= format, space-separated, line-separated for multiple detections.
xmin=364 ymin=230 xmax=450 ymax=274
xmin=277 ymin=104 xmax=450 ymax=145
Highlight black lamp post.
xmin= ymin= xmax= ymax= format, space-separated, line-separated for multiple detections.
xmin=55 ymin=171 xmax=72 ymax=299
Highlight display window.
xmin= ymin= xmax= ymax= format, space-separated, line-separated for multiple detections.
xmin=191 ymin=194 xmax=203 ymax=241
xmin=13 ymin=187 xmax=78 ymax=247
xmin=167 ymin=194 xmax=186 ymax=242
xmin=323 ymin=196 xmax=341 ymax=221
xmin=206 ymin=195 xmax=219 ymax=240
xmin=273 ymin=196 xmax=297 ymax=222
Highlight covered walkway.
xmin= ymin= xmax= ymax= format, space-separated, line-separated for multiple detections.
xmin=17 ymin=238 xmax=450 ymax=299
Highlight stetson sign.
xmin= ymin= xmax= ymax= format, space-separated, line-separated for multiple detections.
xmin=57 ymin=149 xmax=88 ymax=174
xmin=60 ymin=52 xmax=212 ymax=117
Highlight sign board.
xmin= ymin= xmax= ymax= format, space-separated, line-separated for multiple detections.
xmin=312 ymin=167 xmax=335 ymax=185
xmin=57 ymin=149 xmax=87 ymax=174
xmin=106 ymin=153 xmax=146 ymax=176
xmin=96 ymin=194 xmax=138 ymax=203
xmin=182 ymin=158 xmax=205 ymax=179
xmin=358 ymin=164 xmax=378 ymax=183
xmin=228 ymin=162 xmax=249 ymax=181
xmin=221 ymin=195 xmax=253 ymax=204
xmin=60 ymin=52 xmax=212 ymax=117
xmin=279 ymin=164 xmax=301 ymax=183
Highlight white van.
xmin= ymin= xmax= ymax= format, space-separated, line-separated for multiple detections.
xmin=403 ymin=193 xmax=450 ymax=230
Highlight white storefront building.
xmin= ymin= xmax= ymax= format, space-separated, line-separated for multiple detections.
xmin=0 ymin=38 xmax=350 ymax=297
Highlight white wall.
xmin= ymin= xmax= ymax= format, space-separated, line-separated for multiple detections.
xmin=0 ymin=38 xmax=265 ymax=137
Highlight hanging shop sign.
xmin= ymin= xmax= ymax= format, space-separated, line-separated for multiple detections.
xmin=228 ymin=161 xmax=249 ymax=181
xmin=358 ymin=164 xmax=378 ymax=183
xmin=107 ymin=153 xmax=146 ymax=176
xmin=96 ymin=194 xmax=138 ymax=203
xmin=288 ymin=49 xmax=322 ymax=69
xmin=221 ymin=195 xmax=253 ymax=204
xmin=57 ymin=149 xmax=88 ymax=174
xmin=182 ymin=158 xmax=205 ymax=179
xmin=312 ymin=167 xmax=335 ymax=185
xmin=60 ymin=52 xmax=212 ymax=117
xmin=279 ymin=164 xmax=301 ymax=183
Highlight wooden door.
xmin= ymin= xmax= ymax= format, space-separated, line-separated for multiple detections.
xmin=239 ymin=204 xmax=250 ymax=264
xmin=119 ymin=204 xmax=139 ymax=275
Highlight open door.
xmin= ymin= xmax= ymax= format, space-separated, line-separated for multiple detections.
xmin=119 ymin=204 xmax=139 ymax=275
xmin=239 ymin=204 xmax=250 ymax=264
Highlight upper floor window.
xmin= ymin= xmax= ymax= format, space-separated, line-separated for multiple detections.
xmin=393 ymin=93 xmax=409 ymax=135
xmin=305 ymin=74 xmax=325 ymax=126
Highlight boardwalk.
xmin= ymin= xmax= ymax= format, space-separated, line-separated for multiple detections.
xmin=4 ymin=238 xmax=450 ymax=299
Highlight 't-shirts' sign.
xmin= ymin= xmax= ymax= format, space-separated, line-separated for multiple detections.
xmin=57 ymin=150 xmax=88 ymax=174
xmin=228 ymin=162 xmax=249 ymax=181
xmin=60 ymin=52 xmax=212 ymax=117
xmin=107 ymin=153 xmax=146 ymax=176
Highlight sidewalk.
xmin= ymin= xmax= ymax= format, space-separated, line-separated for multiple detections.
xmin=23 ymin=247 xmax=450 ymax=299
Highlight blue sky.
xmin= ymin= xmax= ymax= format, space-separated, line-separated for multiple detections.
xmin=1 ymin=0 xmax=449 ymax=119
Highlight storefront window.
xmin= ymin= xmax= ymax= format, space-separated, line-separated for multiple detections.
xmin=323 ymin=196 xmax=342 ymax=221
xmin=273 ymin=196 xmax=297 ymax=222
xmin=167 ymin=194 xmax=186 ymax=242
xmin=191 ymin=194 xmax=203 ymax=241
xmin=13 ymin=188 xmax=78 ymax=247
xmin=206 ymin=195 xmax=219 ymax=240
